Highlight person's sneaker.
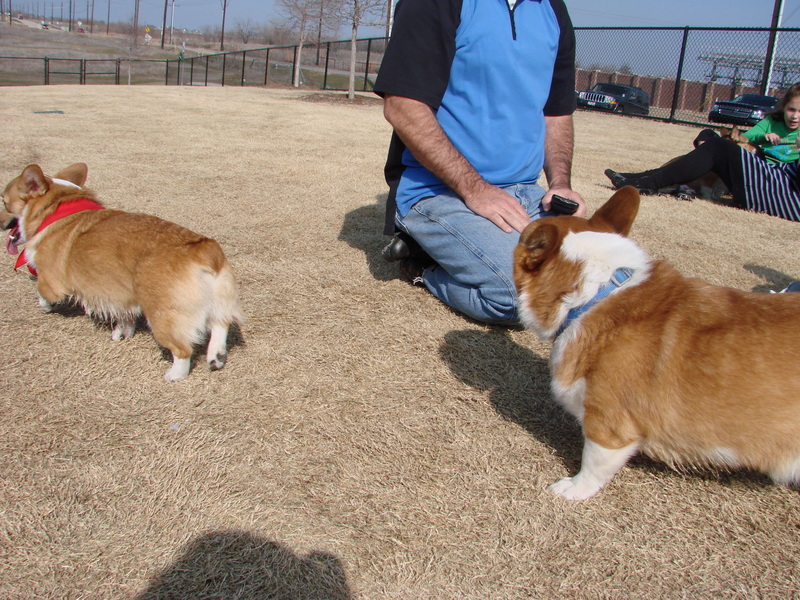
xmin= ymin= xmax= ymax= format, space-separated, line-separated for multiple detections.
xmin=779 ymin=281 xmax=800 ymax=293
xmin=399 ymin=257 xmax=427 ymax=287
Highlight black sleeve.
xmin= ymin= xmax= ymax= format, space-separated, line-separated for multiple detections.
xmin=544 ymin=0 xmax=577 ymax=117
xmin=373 ymin=0 xmax=461 ymax=110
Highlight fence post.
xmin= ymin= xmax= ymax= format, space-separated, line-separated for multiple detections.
xmin=241 ymin=50 xmax=246 ymax=86
xmin=668 ymin=26 xmax=690 ymax=122
xmin=222 ymin=53 xmax=227 ymax=86
xmin=204 ymin=55 xmax=210 ymax=86
xmin=115 ymin=58 xmax=120 ymax=84
xmin=80 ymin=59 xmax=86 ymax=85
xmin=362 ymin=38 xmax=372 ymax=92
xmin=44 ymin=57 xmax=49 ymax=85
xmin=264 ymin=48 xmax=270 ymax=86
xmin=322 ymin=42 xmax=330 ymax=90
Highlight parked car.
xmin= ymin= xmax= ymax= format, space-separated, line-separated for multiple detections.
xmin=708 ymin=94 xmax=779 ymax=127
xmin=576 ymin=83 xmax=650 ymax=116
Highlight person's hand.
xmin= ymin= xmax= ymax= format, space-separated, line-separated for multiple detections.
xmin=463 ymin=183 xmax=531 ymax=233
xmin=765 ymin=132 xmax=782 ymax=145
xmin=542 ymin=187 xmax=587 ymax=218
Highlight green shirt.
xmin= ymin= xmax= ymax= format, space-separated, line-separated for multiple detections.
xmin=743 ymin=116 xmax=800 ymax=164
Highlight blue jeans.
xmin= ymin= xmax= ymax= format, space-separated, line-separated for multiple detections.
xmin=396 ymin=183 xmax=549 ymax=325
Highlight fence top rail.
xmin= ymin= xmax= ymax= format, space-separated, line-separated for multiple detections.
xmin=0 ymin=55 xmax=168 ymax=63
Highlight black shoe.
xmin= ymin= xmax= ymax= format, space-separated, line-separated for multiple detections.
xmin=382 ymin=232 xmax=413 ymax=262
xmin=399 ymin=257 xmax=427 ymax=287
xmin=604 ymin=168 xmax=631 ymax=190
xmin=604 ymin=169 xmax=657 ymax=195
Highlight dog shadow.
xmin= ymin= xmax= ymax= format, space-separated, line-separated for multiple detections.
xmin=134 ymin=529 xmax=353 ymax=600
xmin=438 ymin=328 xmax=776 ymax=491
xmin=439 ymin=328 xmax=583 ymax=470
xmin=744 ymin=263 xmax=797 ymax=293
xmin=338 ymin=193 xmax=397 ymax=282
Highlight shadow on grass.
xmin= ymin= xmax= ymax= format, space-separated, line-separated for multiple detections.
xmin=744 ymin=263 xmax=798 ymax=293
xmin=136 ymin=530 xmax=353 ymax=600
xmin=438 ymin=328 xmax=583 ymax=472
xmin=438 ymin=327 xmax=776 ymax=492
xmin=338 ymin=193 xmax=397 ymax=282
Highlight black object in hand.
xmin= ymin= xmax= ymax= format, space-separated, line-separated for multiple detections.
xmin=550 ymin=194 xmax=579 ymax=215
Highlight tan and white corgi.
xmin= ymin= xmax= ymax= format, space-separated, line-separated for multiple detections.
xmin=514 ymin=186 xmax=800 ymax=500
xmin=2 ymin=163 xmax=242 ymax=381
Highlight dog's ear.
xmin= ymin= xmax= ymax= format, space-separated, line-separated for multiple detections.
xmin=18 ymin=165 xmax=49 ymax=200
xmin=517 ymin=222 xmax=562 ymax=272
xmin=588 ymin=186 xmax=640 ymax=236
xmin=55 ymin=163 xmax=88 ymax=187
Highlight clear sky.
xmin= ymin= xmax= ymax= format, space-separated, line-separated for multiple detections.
xmin=100 ymin=0 xmax=800 ymax=36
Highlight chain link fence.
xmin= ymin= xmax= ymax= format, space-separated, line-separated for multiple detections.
xmin=3 ymin=27 xmax=799 ymax=128
xmin=574 ymin=27 xmax=800 ymax=124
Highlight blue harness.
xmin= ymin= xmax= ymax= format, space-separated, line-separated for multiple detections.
xmin=556 ymin=267 xmax=634 ymax=338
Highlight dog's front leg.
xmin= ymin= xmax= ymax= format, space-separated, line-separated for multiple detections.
xmin=549 ymin=438 xmax=640 ymax=500
xmin=35 ymin=279 xmax=61 ymax=313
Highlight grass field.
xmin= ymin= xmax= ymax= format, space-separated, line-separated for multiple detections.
xmin=1 ymin=22 xmax=800 ymax=600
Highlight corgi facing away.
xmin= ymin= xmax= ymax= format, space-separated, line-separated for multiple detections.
xmin=1 ymin=163 xmax=242 ymax=381
xmin=513 ymin=186 xmax=800 ymax=500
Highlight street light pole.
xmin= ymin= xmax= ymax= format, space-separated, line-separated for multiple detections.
xmin=762 ymin=0 xmax=784 ymax=94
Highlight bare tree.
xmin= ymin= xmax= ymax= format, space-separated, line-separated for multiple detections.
xmin=336 ymin=0 xmax=384 ymax=99
xmin=235 ymin=17 xmax=258 ymax=44
xmin=276 ymin=0 xmax=329 ymax=87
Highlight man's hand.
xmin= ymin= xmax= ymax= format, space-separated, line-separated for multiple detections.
xmin=542 ymin=187 xmax=587 ymax=217
xmin=462 ymin=182 xmax=532 ymax=233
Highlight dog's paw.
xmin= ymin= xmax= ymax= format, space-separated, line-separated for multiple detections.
xmin=548 ymin=477 xmax=601 ymax=501
xmin=208 ymin=353 xmax=227 ymax=371
xmin=38 ymin=297 xmax=53 ymax=312
xmin=111 ymin=321 xmax=136 ymax=341
xmin=164 ymin=357 xmax=191 ymax=382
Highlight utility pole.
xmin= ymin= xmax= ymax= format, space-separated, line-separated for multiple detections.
xmin=132 ymin=0 xmax=139 ymax=45
xmin=160 ymin=0 xmax=167 ymax=47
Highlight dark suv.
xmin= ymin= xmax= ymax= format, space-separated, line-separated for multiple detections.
xmin=708 ymin=94 xmax=779 ymax=126
xmin=576 ymin=83 xmax=650 ymax=116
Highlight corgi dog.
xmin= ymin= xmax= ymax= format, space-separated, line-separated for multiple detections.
xmin=513 ymin=186 xmax=800 ymax=500
xmin=1 ymin=163 xmax=242 ymax=381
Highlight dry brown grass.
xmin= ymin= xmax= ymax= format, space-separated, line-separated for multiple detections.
xmin=1 ymin=82 xmax=799 ymax=600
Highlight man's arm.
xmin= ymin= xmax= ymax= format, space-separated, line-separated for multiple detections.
xmin=542 ymin=114 xmax=586 ymax=217
xmin=383 ymin=94 xmax=532 ymax=233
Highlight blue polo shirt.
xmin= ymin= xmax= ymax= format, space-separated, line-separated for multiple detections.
xmin=374 ymin=0 xmax=576 ymax=223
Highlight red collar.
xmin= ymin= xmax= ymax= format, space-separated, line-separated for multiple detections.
xmin=15 ymin=198 xmax=105 ymax=275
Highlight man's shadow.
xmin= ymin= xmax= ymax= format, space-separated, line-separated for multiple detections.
xmin=439 ymin=328 xmax=583 ymax=470
xmin=338 ymin=193 xmax=397 ymax=282
xmin=135 ymin=529 xmax=353 ymax=600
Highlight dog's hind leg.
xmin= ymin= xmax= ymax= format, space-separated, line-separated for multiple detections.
xmin=204 ymin=266 xmax=241 ymax=372
xmin=206 ymin=324 xmax=230 ymax=371
xmin=549 ymin=438 xmax=640 ymax=500
xmin=147 ymin=314 xmax=196 ymax=382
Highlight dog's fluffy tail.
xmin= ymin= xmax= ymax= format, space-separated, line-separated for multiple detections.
xmin=193 ymin=238 xmax=243 ymax=330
